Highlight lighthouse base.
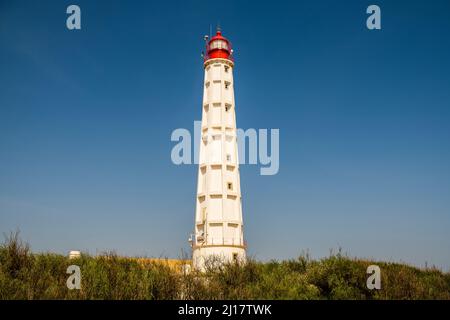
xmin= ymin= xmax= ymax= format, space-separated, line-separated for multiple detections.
xmin=192 ymin=246 xmax=246 ymax=271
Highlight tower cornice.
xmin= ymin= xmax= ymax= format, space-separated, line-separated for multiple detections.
xmin=203 ymin=58 xmax=234 ymax=69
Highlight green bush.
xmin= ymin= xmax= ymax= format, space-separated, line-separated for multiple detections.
xmin=0 ymin=233 xmax=449 ymax=300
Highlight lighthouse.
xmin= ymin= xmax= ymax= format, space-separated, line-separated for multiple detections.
xmin=190 ymin=29 xmax=246 ymax=270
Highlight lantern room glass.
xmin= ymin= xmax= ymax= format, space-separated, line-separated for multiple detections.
xmin=210 ymin=40 xmax=229 ymax=51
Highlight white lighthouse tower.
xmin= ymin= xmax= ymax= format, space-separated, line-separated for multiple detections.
xmin=190 ymin=29 xmax=246 ymax=270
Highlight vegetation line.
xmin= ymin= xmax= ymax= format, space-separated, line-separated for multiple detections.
xmin=1 ymin=232 xmax=449 ymax=300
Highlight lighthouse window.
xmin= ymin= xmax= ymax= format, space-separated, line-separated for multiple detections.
xmin=202 ymin=207 xmax=207 ymax=221
xmin=225 ymin=82 xmax=230 ymax=89
xmin=227 ymin=182 xmax=233 ymax=190
xmin=210 ymin=40 xmax=228 ymax=50
xmin=224 ymin=65 xmax=229 ymax=73
xmin=225 ymin=104 xmax=231 ymax=112
xmin=226 ymin=154 xmax=231 ymax=162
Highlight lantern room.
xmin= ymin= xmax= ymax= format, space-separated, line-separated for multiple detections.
xmin=204 ymin=29 xmax=233 ymax=61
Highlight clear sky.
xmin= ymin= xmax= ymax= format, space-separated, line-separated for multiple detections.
xmin=1 ymin=0 xmax=450 ymax=270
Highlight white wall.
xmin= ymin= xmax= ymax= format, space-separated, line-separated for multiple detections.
xmin=193 ymin=58 xmax=246 ymax=270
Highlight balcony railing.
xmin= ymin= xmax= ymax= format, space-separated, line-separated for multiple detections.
xmin=193 ymin=236 xmax=246 ymax=248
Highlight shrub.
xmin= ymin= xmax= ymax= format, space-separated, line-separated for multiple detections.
xmin=1 ymin=234 xmax=449 ymax=300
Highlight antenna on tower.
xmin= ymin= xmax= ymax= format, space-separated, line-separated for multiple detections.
xmin=217 ymin=21 xmax=221 ymax=33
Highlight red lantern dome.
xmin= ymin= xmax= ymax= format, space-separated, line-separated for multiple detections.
xmin=204 ymin=29 xmax=233 ymax=62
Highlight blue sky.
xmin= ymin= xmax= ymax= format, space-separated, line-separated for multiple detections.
xmin=1 ymin=0 xmax=450 ymax=270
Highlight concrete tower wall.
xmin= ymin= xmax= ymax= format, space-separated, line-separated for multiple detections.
xmin=192 ymin=58 xmax=246 ymax=270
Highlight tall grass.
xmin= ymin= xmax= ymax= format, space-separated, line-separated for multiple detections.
xmin=1 ymin=232 xmax=449 ymax=300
